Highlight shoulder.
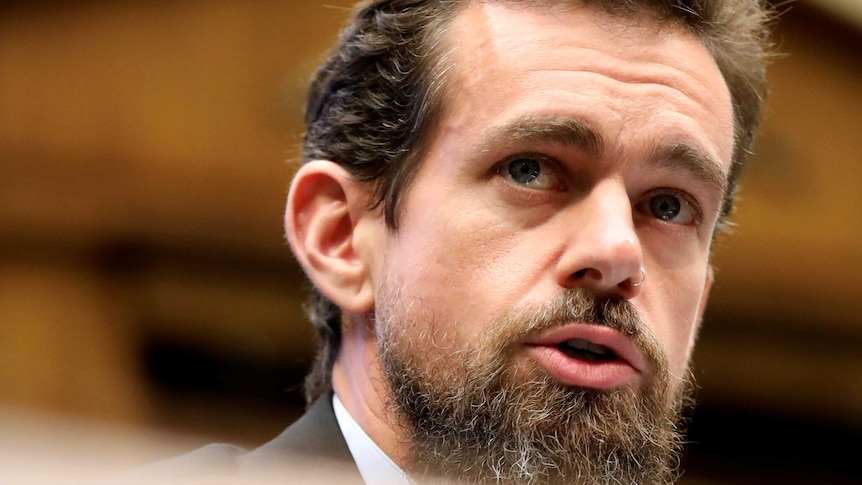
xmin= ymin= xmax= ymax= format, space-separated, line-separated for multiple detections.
xmin=100 ymin=395 xmax=362 ymax=484
xmin=99 ymin=443 xmax=248 ymax=485
xmin=238 ymin=394 xmax=362 ymax=483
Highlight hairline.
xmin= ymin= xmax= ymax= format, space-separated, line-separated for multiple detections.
xmin=385 ymin=0 xmax=737 ymax=234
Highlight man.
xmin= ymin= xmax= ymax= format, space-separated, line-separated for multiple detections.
xmin=116 ymin=0 xmax=774 ymax=483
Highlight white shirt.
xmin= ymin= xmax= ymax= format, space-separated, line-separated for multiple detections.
xmin=332 ymin=394 xmax=414 ymax=485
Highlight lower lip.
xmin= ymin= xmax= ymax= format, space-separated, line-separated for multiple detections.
xmin=527 ymin=345 xmax=641 ymax=389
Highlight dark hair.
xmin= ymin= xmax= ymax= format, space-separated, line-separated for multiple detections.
xmin=298 ymin=0 xmax=775 ymax=403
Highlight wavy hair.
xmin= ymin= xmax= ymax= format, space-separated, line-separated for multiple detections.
xmin=298 ymin=0 xmax=775 ymax=403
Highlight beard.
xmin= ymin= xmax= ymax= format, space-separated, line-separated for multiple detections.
xmin=376 ymin=286 xmax=695 ymax=485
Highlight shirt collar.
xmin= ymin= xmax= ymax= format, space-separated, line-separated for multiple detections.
xmin=332 ymin=393 xmax=413 ymax=485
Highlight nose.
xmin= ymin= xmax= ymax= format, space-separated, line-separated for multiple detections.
xmin=554 ymin=180 xmax=644 ymax=298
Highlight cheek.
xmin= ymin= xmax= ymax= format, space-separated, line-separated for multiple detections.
xmin=649 ymin=269 xmax=708 ymax=379
xmin=384 ymin=204 xmax=536 ymax=339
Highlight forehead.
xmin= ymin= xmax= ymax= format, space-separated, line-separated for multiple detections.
xmin=437 ymin=1 xmax=735 ymax=168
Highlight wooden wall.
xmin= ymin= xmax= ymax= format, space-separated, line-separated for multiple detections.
xmin=0 ymin=1 xmax=859 ymax=483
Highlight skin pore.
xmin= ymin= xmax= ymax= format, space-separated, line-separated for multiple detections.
xmin=304 ymin=1 xmax=735 ymax=483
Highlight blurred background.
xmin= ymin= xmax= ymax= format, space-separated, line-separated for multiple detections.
xmin=0 ymin=0 xmax=859 ymax=483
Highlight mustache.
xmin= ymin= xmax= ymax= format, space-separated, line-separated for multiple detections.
xmin=487 ymin=289 xmax=664 ymax=375
xmin=499 ymin=289 xmax=646 ymax=341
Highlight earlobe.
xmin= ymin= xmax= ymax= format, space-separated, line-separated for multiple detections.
xmin=285 ymin=160 xmax=378 ymax=314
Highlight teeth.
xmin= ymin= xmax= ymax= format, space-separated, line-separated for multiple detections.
xmin=566 ymin=338 xmax=591 ymax=351
xmin=588 ymin=342 xmax=613 ymax=356
xmin=563 ymin=338 xmax=615 ymax=358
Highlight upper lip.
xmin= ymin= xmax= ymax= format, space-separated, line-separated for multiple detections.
xmin=524 ymin=323 xmax=647 ymax=373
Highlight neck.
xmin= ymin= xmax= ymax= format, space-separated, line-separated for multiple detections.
xmin=331 ymin=313 xmax=408 ymax=467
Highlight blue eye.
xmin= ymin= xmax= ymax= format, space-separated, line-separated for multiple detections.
xmin=648 ymin=193 xmax=696 ymax=224
xmin=507 ymin=159 xmax=542 ymax=185
xmin=500 ymin=157 xmax=563 ymax=190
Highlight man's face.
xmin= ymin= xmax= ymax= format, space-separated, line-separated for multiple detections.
xmin=368 ymin=2 xmax=734 ymax=483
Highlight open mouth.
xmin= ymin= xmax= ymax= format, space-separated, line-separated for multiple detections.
xmin=557 ymin=338 xmax=618 ymax=362
xmin=525 ymin=324 xmax=645 ymax=389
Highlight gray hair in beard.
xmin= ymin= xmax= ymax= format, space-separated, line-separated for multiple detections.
xmin=376 ymin=288 xmax=696 ymax=485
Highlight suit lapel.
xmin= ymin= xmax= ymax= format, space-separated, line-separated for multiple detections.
xmin=239 ymin=393 xmax=364 ymax=483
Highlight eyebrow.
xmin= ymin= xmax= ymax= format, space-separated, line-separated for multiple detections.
xmin=478 ymin=115 xmax=603 ymax=157
xmin=477 ymin=115 xmax=728 ymax=199
xmin=651 ymin=142 xmax=728 ymax=198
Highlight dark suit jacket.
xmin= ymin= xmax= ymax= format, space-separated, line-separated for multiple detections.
xmin=107 ymin=395 xmax=364 ymax=484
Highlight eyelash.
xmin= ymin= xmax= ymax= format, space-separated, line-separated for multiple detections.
xmin=494 ymin=154 xmax=567 ymax=190
xmin=638 ymin=187 xmax=704 ymax=226
xmin=493 ymin=153 xmax=706 ymax=225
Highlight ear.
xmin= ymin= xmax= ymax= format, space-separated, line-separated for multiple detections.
xmin=285 ymin=160 xmax=379 ymax=314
